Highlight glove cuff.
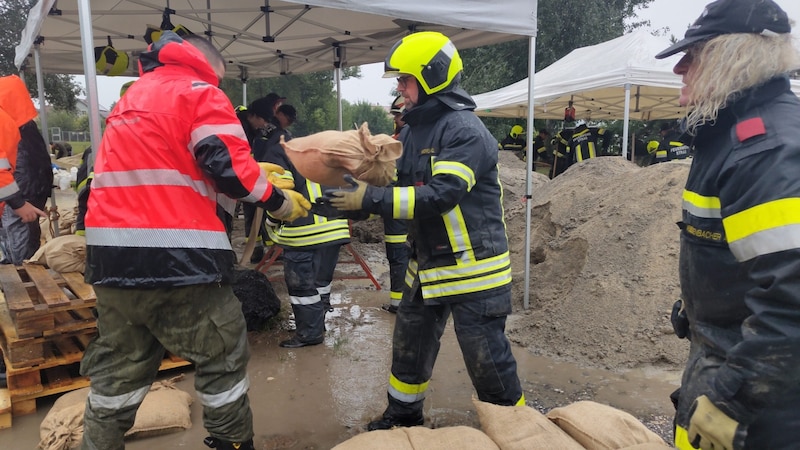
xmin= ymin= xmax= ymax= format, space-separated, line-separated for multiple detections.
xmin=263 ymin=186 xmax=286 ymax=212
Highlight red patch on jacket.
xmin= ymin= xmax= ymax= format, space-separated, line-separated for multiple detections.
xmin=736 ymin=118 xmax=766 ymax=142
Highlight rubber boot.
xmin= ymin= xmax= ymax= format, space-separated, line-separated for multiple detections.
xmin=366 ymin=395 xmax=424 ymax=431
xmin=203 ymin=436 xmax=255 ymax=450
xmin=280 ymin=302 xmax=325 ymax=348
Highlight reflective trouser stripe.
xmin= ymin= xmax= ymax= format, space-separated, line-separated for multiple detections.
xmin=388 ymin=373 xmax=428 ymax=403
xmin=515 ymin=394 xmax=526 ymax=406
xmin=290 ymin=293 xmax=321 ymax=305
xmin=196 ymin=375 xmax=250 ymax=409
xmin=88 ymin=385 xmax=150 ymax=410
xmin=390 ymin=290 xmax=402 ymax=307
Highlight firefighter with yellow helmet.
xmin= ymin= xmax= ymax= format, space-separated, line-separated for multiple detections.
xmin=323 ymin=31 xmax=525 ymax=430
xmin=499 ymin=124 xmax=526 ymax=152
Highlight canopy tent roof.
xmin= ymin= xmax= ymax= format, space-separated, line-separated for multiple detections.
xmin=15 ymin=0 xmax=536 ymax=78
xmin=474 ymin=31 xmax=688 ymax=121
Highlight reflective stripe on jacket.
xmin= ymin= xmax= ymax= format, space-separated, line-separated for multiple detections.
xmin=85 ymin=32 xmax=281 ymax=287
xmin=368 ymin=94 xmax=511 ymax=303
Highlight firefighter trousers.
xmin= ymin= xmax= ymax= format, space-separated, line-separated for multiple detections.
xmin=80 ymin=284 xmax=253 ymax=450
xmin=283 ymin=244 xmax=342 ymax=342
xmin=384 ymin=288 xmax=523 ymax=418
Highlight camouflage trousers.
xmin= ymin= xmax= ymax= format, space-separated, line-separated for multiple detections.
xmin=80 ymin=284 xmax=252 ymax=450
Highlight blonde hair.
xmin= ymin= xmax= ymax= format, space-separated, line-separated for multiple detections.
xmin=685 ymin=32 xmax=800 ymax=133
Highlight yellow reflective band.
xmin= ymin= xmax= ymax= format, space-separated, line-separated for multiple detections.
xmin=442 ymin=205 xmax=473 ymax=254
xmin=405 ymin=259 xmax=418 ymax=287
xmin=432 ymin=160 xmax=476 ymax=190
xmin=419 ymin=252 xmax=510 ymax=283
xmin=683 ymin=190 xmax=721 ymax=219
xmin=674 ymin=425 xmax=694 ymax=450
xmin=385 ymin=234 xmax=408 ymax=244
xmin=393 ymin=186 xmax=415 ymax=219
xmin=422 ymin=266 xmax=512 ymax=298
xmin=725 ymin=198 xmax=800 ymax=242
xmin=389 ymin=374 xmax=429 ymax=396
xmin=724 ymin=198 xmax=800 ymax=260
xmin=515 ymin=394 xmax=526 ymax=406
xmin=655 ymin=150 xmax=668 ymax=158
xmin=390 ymin=290 xmax=403 ymax=300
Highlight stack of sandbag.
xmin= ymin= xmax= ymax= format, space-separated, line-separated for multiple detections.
xmin=280 ymin=122 xmax=402 ymax=187
xmin=38 ymin=376 xmax=194 ymax=450
xmin=332 ymin=399 xmax=673 ymax=450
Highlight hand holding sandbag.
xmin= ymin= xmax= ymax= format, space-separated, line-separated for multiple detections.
xmin=270 ymin=189 xmax=311 ymax=222
xmin=259 ymin=162 xmax=294 ymax=190
xmin=324 ymin=174 xmax=368 ymax=211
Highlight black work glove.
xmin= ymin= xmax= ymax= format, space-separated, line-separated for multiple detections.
xmin=671 ymin=299 xmax=689 ymax=339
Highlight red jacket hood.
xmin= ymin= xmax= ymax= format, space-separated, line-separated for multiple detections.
xmin=0 ymin=75 xmax=37 ymax=127
xmin=137 ymin=31 xmax=220 ymax=86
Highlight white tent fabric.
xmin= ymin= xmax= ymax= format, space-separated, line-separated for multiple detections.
xmin=15 ymin=0 xmax=536 ymax=78
xmin=473 ymin=30 xmax=687 ymax=121
xmin=473 ymin=30 xmax=800 ymax=121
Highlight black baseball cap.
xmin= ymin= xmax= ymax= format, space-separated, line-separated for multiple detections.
xmin=655 ymin=0 xmax=791 ymax=59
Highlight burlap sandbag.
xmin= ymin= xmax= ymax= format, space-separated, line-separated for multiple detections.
xmin=472 ymin=398 xmax=584 ymax=450
xmin=619 ymin=444 xmax=675 ymax=450
xmin=546 ymin=401 xmax=667 ymax=450
xmin=331 ymin=425 xmax=499 ymax=450
xmin=280 ymin=122 xmax=402 ymax=187
xmin=27 ymin=234 xmax=86 ymax=273
xmin=39 ymin=376 xmax=193 ymax=450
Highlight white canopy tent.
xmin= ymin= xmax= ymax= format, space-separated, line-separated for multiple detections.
xmin=15 ymin=0 xmax=543 ymax=307
xmin=473 ymin=30 xmax=686 ymax=122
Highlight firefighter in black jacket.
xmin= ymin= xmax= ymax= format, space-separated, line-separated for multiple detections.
xmin=568 ymin=119 xmax=610 ymax=163
xmin=649 ymin=122 xmax=690 ymax=165
xmin=498 ymin=125 xmax=525 ymax=152
xmin=656 ymin=1 xmax=800 ymax=448
xmin=324 ymin=31 xmax=524 ymax=431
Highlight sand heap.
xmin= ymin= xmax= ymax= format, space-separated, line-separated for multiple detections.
xmin=497 ymin=151 xmax=691 ymax=370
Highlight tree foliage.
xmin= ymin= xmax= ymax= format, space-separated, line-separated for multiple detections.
xmin=460 ymin=0 xmax=655 ymax=140
xmin=0 ymin=0 xmax=83 ymax=111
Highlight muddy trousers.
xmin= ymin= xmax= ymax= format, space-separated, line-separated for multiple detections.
xmin=0 ymin=195 xmax=47 ymax=265
xmin=283 ymin=244 xmax=342 ymax=342
xmin=80 ymin=284 xmax=253 ymax=450
xmin=383 ymin=289 xmax=523 ymax=419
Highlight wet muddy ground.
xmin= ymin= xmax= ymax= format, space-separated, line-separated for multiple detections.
xmin=0 ymin=193 xmax=680 ymax=448
xmin=1 ymin=242 xmax=680 ymax=449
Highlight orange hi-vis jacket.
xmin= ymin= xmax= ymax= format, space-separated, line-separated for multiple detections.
xmin=0 ymin=75 xmax=37 ymax=211
xmin=85 ymin=33 xmax=285 ymax=287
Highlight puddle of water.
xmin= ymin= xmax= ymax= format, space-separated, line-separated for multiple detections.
xmin=0 ymin=278 xmax=682 ymax=449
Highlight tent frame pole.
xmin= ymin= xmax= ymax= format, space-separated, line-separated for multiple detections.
xmin=523 ymin=7 xmax=538 ymax=310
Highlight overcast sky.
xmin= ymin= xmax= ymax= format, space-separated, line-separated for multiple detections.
xmin=83 ymin=0 xmax=800 ymax=109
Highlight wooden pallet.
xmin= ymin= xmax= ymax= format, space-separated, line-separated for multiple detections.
xmin=0 ymin=293 xmax=96 ymax=369
xmin=0 ymin=349 xmax=191 ymax=428
xmin=0 ymin=264 xmax=95 ymax=339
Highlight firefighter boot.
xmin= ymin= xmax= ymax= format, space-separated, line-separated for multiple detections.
xmin=366 ymin=396 xmax=424 ymax=431
xmin=203 ymin=436 xmax=255 ymax=450
xmin=279 ymin=302 xmax=325 ymax=348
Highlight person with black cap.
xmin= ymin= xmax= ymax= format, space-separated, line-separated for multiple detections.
xmin=648 ymin=121 xmax=690 ymax=165
xmin=655 ymin=1 xmax=800 ymax=449
xmin=238 ymin=93 xmax=286 ymax=262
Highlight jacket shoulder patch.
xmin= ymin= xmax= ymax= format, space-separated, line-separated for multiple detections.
xmin=735 ymin=118 xmax=766 ymax=143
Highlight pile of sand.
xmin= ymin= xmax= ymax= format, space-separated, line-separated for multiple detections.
xmin=497 ymin=151 xmax=690 ymax=370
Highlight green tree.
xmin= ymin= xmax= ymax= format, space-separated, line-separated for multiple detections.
xmin=0 ymin=0 xmax=83 ymax=111
xmin=459 ymin=0 xmax=655 ymax=140
xmin=45 ymin=110 xmax=81 ymax=131
xmin=343 ymin=101 xmax=394 ymax=136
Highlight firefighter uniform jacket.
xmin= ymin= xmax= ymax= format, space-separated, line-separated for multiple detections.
xmin=568 ymin=124 xmax=610 ymax=163
xmin=674 ymin=76 xmax=800 ymax=448
xmin=363 ymin=88 xmax=512 ymax=303
xmin=651 ymin=129 xmax=690 ymax=165
xmin=85 ymin=33 xmax=287 ymax=288
xmin=260 ymin=123 xmax=350 ymax=250
xmin=498 ymin=135 xmax=525 ymax=152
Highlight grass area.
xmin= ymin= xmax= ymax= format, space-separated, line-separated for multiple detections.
xmin=66 ymin=141 xmax=91 ymax=155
